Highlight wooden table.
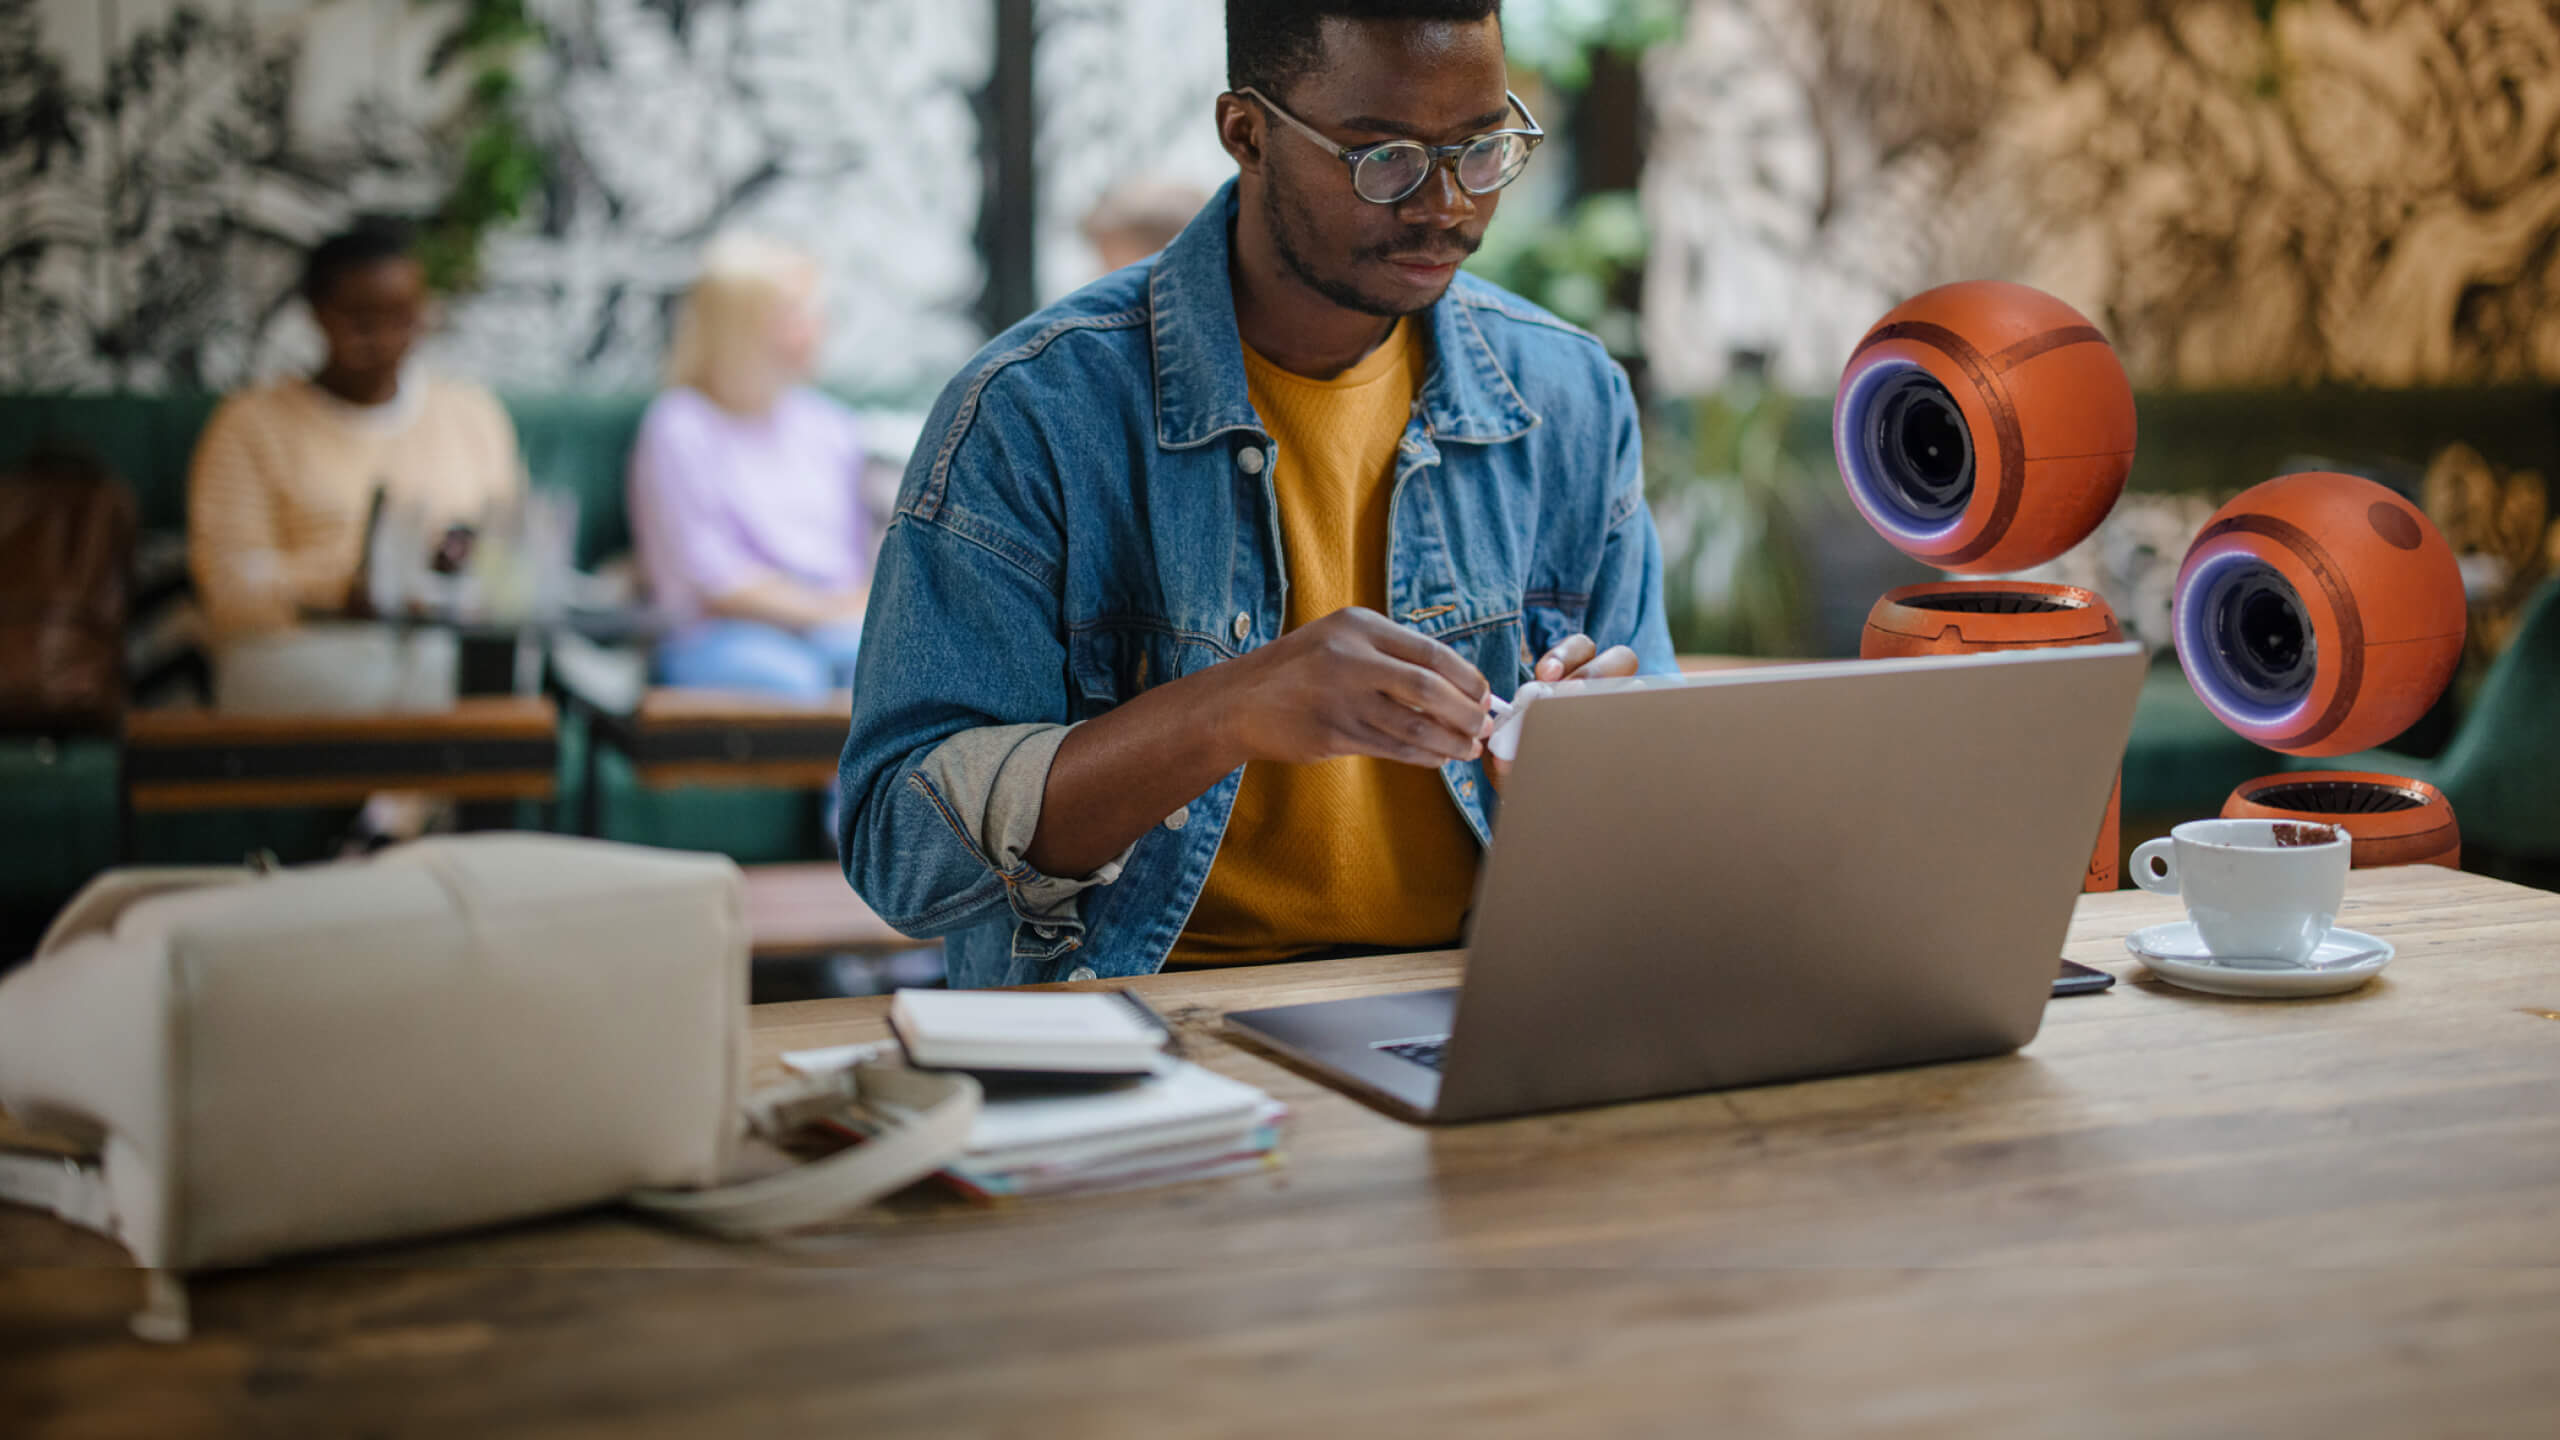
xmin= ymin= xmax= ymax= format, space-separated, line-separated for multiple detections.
xmin=120 ymin=697 xmax=559 ymax=818
xmin=740 ymin=862 xmax=923 ymax=957
xmin=6 ymin=866 xmax=2559 ymax=1436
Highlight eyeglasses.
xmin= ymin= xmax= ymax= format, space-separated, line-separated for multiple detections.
xmin=1235 ymin=87 xmax=1544 ymax=206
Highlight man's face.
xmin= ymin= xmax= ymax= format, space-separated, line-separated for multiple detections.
xmin=1253 ymin=16 xmax=1512 ymax=317
xmin=311 ymin=256 xmax=429 ymax=384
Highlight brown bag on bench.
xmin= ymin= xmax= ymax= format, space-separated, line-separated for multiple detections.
xmin=0 ymin=450 xmax=136 ymax=730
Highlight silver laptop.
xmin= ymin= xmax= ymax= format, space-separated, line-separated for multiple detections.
xmin=1223 ymin=643 xmax=2148 ymax=1123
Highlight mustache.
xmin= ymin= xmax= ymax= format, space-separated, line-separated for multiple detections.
xmin=1366 ymin=229 xmax=1483 ymax=263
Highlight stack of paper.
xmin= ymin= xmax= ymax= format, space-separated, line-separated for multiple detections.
xmin=782 ymin=1045 xmax=1285 ymax=1200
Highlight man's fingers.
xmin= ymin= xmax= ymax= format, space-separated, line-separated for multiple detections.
xmin=1361 ymin=613 xmax=1489 ymax=701
xmin=1372 ymin=658 xmax=1491 ymax=738
xmin=1377 ymin=695 xmax=1482 ymax=761
xmin=1575 ymin=644 xmax=1641 ymax=680
xmin=1535 ymin=634 xmax=1599 ymax=681
xmin=1350 ymin=714 xmax=1469 ymax=770
xmin=1349 ymin=692 xmax=1479 ymax=761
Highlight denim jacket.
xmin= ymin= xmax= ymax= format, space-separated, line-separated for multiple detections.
xmin=837 ymin=181 xmax=1675 ymax=989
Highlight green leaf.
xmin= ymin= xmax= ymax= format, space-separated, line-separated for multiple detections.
xmin=411 ymin=0 xmax=547 ymax=292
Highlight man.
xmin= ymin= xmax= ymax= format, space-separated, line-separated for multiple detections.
xmin=839 ymin=0 xmax=1675 ymax=987
xmin=188 ymin=216 xmax=523 ymax=712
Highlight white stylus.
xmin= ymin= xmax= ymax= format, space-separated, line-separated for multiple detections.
xmin=1485 ymin=685 xmax=1549 ymax=762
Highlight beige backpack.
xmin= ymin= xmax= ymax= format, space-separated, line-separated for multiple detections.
xmin=0 ymin=835 xmax=975 ymax=1340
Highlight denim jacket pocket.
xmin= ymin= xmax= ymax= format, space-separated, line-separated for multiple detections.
xmin=1067 ymin=617 xmax=1227 ymax=717
xmin=1520 ymin=592 xmax=1593 ymax=673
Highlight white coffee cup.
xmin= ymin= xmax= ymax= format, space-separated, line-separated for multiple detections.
xmin=2129 ymin=818 xmax=2350 ymax=965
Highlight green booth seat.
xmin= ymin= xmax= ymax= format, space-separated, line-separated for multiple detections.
xmin=2122 ymin=661 xmax=2279 ymax=826
xmin=0 ymin=739 xmax=119 ymax=937
xmin=2287 ymin=579 xmax=2560 ymax=877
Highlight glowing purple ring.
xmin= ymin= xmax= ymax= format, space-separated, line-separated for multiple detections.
xmin=2175 ymin=546 xmax=2313 ymax=738
xmin=1835 ymin=357 xmax=1970 ymax=547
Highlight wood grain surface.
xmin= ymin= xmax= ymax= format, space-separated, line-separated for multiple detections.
xmin=633 ymin=689 xmax=851 ymax=726
xmin=740 ymin=862 xmax=922 ymax=956
xmin=122 ymin=697 xmax=557 ymax=746
xmin=125 ymin=774 xmax=559 ymax=813
xmin=5 ymin=865 xmax=2557 ymax=1437
xmin=630 ymin=759 xmax=841 ymax=792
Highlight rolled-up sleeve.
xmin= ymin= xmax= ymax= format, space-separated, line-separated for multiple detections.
xmin=833 ymin=391 xmax=1128 ymax=941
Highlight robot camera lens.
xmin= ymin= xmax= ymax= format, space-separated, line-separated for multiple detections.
xmin=2206 ymin=563 xmax=2316 ymax=709
xmin=1860 ymin=371 xmax=1974 ymax=525
xmin=2238 ymin=588 xmax=2305 ymax=675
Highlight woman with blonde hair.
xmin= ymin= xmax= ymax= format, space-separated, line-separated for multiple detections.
xmin=630 ymin=233 xmax=874 ymax=697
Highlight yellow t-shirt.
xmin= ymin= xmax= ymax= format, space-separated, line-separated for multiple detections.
xmin=1170 ymin=320 xmax=1484 ymax=966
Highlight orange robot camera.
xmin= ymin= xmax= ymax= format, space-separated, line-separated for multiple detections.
xmin=1860 ymin=580 xmax=2127 ymax=890
xmin=1837 ymin=282 xmax=2137 ymax=891
xmin=2176 ymin=472 xmax=2468 ymax=869
xmin=2172 ymin=473 xmax=2466 ymax=759
xmin=1834 ymin=281 xmax=2136 ymax=576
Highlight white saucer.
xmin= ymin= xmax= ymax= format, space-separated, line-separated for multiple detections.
xmin=2123 ymin=923 xmax=2394 ymax=999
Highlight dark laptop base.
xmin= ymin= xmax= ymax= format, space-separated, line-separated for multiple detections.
xmin=1225 ymin=989 xmax=1456 ymax=1122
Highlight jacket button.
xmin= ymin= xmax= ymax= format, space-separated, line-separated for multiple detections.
xmin=1232 ymin=611 xmax=1251 ymax=643
xmin=1067 ymin=966 xmax=1099 ymax=983
xmin=1237 ymin=446 xmax=1267 ymax=475
xmin=1165 ymin=806 xmax=1190 ymax=832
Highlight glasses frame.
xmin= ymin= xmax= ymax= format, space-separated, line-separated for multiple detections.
xmin=1234 ymin=86 xmax=1545 ymax=206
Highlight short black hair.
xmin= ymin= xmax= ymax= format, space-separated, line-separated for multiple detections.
xmin=1227 ymin=0 xmax=1501 ymax=100
xmin=300 ymin=215 xmax=420 ymax=305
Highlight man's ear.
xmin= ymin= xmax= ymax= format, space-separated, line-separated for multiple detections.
xmin=1215 ymin=93 xmax=1265 ymax=175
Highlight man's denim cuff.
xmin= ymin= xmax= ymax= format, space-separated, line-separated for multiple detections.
xmin=913 ymin=722 xmax=1130 ymax=924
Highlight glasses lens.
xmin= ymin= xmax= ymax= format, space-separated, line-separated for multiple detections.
xmin=1457 ymin=134 xmax=1529 ymax=194
xmin=1354 ymin=143 xmax=1431 ymax=203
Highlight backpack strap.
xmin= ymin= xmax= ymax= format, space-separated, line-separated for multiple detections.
xmin=0 ymin=1150 xmax=113 ymax=1234
xmin=627 ymin=1059 xmax=979 ymax=1238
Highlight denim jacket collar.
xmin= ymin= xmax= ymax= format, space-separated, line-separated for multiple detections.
xmin=1150 ymin=180 xmax=1540 ymax=453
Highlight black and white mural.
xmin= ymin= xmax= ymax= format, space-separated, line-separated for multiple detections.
xmin=3 ymin=0 xmax=450 ymax=391
xmin=1034 ymin=0 xmax=1231 ymax=303
xmin=2 ymin=0 xmax=995 ymax=397
xmin=1644 ymin=0 xmax=2560 ymax=394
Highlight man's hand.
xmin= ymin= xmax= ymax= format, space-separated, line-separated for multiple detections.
xmin=1488 ymin=633 xmax=1642 ymax=791
xmin=1023 ymin=607 xmax=1493 ymax=880
xmin=1529 ymin=633 xmax=1641 ymax=686
xmin=1216 ymin=608 xmax=1494 ymax=769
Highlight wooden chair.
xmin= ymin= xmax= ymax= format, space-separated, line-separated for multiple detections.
xmin=120 ymin=696 xmax=560 ymax=855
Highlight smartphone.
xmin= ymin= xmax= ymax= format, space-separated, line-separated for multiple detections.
xmin=2054 ymin=959 xmax=2116 ymax=996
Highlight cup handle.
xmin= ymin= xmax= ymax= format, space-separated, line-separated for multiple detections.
xmin=2129 ymin=838 xmax=2178 ymax=895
